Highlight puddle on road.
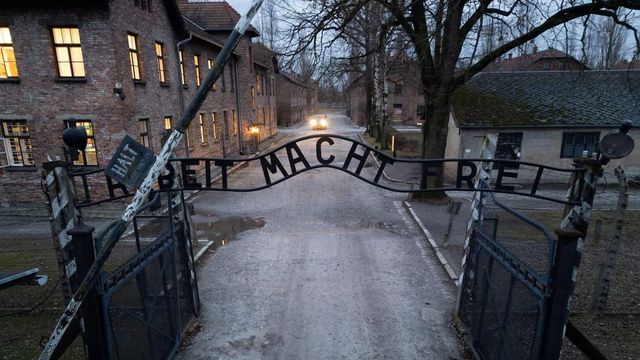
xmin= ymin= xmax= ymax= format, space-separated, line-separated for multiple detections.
xmin=192 ymin=215 xmax=266 ymax=250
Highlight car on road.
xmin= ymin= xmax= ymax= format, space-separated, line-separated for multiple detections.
xmin=309 ymin=115 xmax=328 ymax=130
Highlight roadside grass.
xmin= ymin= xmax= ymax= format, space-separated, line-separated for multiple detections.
xmin=0 ymin=311 xmax=84 ymax=360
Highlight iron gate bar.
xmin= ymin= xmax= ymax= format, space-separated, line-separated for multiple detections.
xmin=480 ymin=183 xmax=557 ymax=278
xmin=471 ymin=234 xmax=549 ymax=360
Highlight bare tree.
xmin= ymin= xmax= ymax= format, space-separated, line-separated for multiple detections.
xmin=582 ymin=10 xmax=633 ymax=69
xmin=281 ymin=0 xmax=640 ymax=192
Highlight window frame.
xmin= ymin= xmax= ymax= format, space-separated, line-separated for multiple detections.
xmin=198 ymin=113 xmax=207 ymax=144
xmin=127 ymin=32 xmax=142 ymax=81
xmin=155 ymin=42 xmax=167 ymax=84
xmin=179 ymin=49 xmax=186 ymax=87
xmin=1 ymin=120 xmax=34 ymax=167
xmin=211 ymin=112 xmax=218 ymax=141
xmin=207 ymin=58 xmax=217 ymax=91
xmin=494 ymin=132 xmax=523 ymax=169
xmin=138 ymin=118 xmax=150 ymax=149
xmin=560 ymin=131 xmax=600 ymax=159
xmin=51 ymin=26 xmax=85 ymax=78
xmin=0 ymin=26 xmax=19 ymax=79
xmin=194 ymin=54 xmax=201 ymax=87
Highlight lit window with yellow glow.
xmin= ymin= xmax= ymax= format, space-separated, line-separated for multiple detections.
xmin=164 ymin=116 xmax=172 ymax=130
xmin=199 ymin=113 xmax=207 ymax=144
xmin=65 ymin=120 xmax=98 ymax=166
xmin=155 ymin=42 xmax=166 ymax=83
xmin=194 ymin=55 xmax=201 ymax=87
xmin=1 ymin=120 xmax=34 ymax=166
xmin=208 ymin=59 xmax=217 ymax=90
xmin=0 ymin=27 xmax=19 ymax=79
xmin=52 ymin=27 xmax=85 ymax=78
xmin=179 ymin=50 xmax=186 ymax=86
xmin=128 ymin=33 xmax=141 ymax=80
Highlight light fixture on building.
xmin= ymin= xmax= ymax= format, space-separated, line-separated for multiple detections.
xmin=113 ymin=82 xmax=126 ymax=100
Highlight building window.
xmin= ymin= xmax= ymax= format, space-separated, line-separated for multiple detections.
xmin=65 ymin=120 xmax=97 ymax=166
xmin=229 ymin=63 xmax=235 ymax=93
xmin=561 ymin=132 xmax=600 ymax=158
xmin=223 ymin=111 xmax=230 ymax=140
xmin=207 ymin=59 xmax=217 ymax=90
xmin=251 ymin=87 xmax=256 ymax=108
xmin=1 ymin=120 xmax=34 ymax=166
xmin=211 ymin=112 xmax=218 ymax=141
xmin=52 ymin=27 xmax=85 ymax=78
xmin=127 ymin=33 xmax=142 ymax=80
xmin=139 ymin=118 xmax=150 ymax=148
xmin=198 ymin=113 xmax=207 ymax=144
xmin=155 ymin=42 xmax=166 ymax=83
xmin=194 ymin=54 xmax=201 ymax=87
xmin=256 ymin=74 xmax=262 ymax=95
xmin=394 ymin=82 xmax=403 ymax=95
xmin=232 ymin=110 xmax=237 ymax=136
xmin=186 ymin=125 xmax=192 ymax=148
xmin=0 ymin=27 xmax=19 ymax=79
xmin=179 ymin=50 xmax=186 ymax=86
xmin=164 ymin=116 xmax=172 ymax=130
xmin=134 ymin=0 xmax=153 ymax=12
xmin=494 ymin=132 xmax=523 ymax=168
xmin=262 ymin=108 xmax=266 ymax=126
xmin=416 ymin=105 xmax=425 ymax=119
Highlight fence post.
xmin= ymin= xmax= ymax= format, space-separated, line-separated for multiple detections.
xmin=542 ymin=228 xmax=583 ymax=359
xmin=67 ymin=219 xmax=108 ymax=360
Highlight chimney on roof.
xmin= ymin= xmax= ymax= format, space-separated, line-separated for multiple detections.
xmin=533 ymin=45 xmax=538 ymax=53
xmin=508 ymin=53 xmax=512 ymax=59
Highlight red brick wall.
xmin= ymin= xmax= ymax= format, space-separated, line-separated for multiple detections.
xmin=0 ymin=1 xmax=266 ymax=207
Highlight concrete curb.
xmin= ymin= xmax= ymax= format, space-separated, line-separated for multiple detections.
xmin=403 ymin=201 xmax=459 ymax=283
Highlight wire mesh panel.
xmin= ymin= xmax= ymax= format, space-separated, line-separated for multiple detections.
xmin=97 ymin=212 xmax=198 ymax=360
xmin=459 ymin=191 xmax=554 ymax=360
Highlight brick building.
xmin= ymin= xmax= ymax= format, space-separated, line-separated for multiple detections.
xmin=0 ymin=0 xmax=278 ymax=208
xmin=275 ymin=72 xmax=308 ymax=126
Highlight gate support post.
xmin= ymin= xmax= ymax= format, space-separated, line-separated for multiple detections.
xmin=68 ymin=220 xmax=108 ymax=360
xmin=542 ymin=227 xmax=583 ymax=359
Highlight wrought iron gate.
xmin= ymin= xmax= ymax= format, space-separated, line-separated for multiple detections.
xmin=43 ymin=163 xmax=199 ymax=360
xmin=458 ymin=184 xmax=557 ymax=359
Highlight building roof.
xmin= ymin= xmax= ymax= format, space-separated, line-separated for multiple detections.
xmin=278 ymin=71 xmax=307 ymax=87
xmin=252 ymin=42 xmax=276 ymax=70
xmin=182 ymin=15 xmax=242 ymax=56
xmin=176 ymin=0 xmax=259 ymax=36
xmin=483 ymin=48 xmax=587 ymax=72
xmin=452 ymin=71 xmax=640 ymax=128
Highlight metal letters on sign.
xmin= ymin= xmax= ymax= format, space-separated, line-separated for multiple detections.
xmin=105 ymin=136 xmax=156 ymax=189
xmin=80 ymin=135 xmax=586 ymax=206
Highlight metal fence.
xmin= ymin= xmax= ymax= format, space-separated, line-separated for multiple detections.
xmin=459 ymin=187 xmax=557 ymax=360
xmin=43 ymin=162 xmax=199 ymax=359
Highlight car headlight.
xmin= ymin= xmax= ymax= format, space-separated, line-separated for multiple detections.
xmin=310 ymin=119 xmax=317 ymax=127
xmin=319 ymin=119 xmax=327 ymax=126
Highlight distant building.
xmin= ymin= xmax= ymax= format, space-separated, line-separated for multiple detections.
xmin=613 ymin=59 xmax=640 ymax=70
xmin=483 ymin=48 xmax=589 ymax=72
xmin=445 ymin=71 xmax=640 ymax=183
xmin=275 ymin=72 xmax=308 ymax=126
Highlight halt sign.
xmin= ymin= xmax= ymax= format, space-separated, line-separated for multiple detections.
xmin=105 ymin=135 xmax=155 ymax=189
